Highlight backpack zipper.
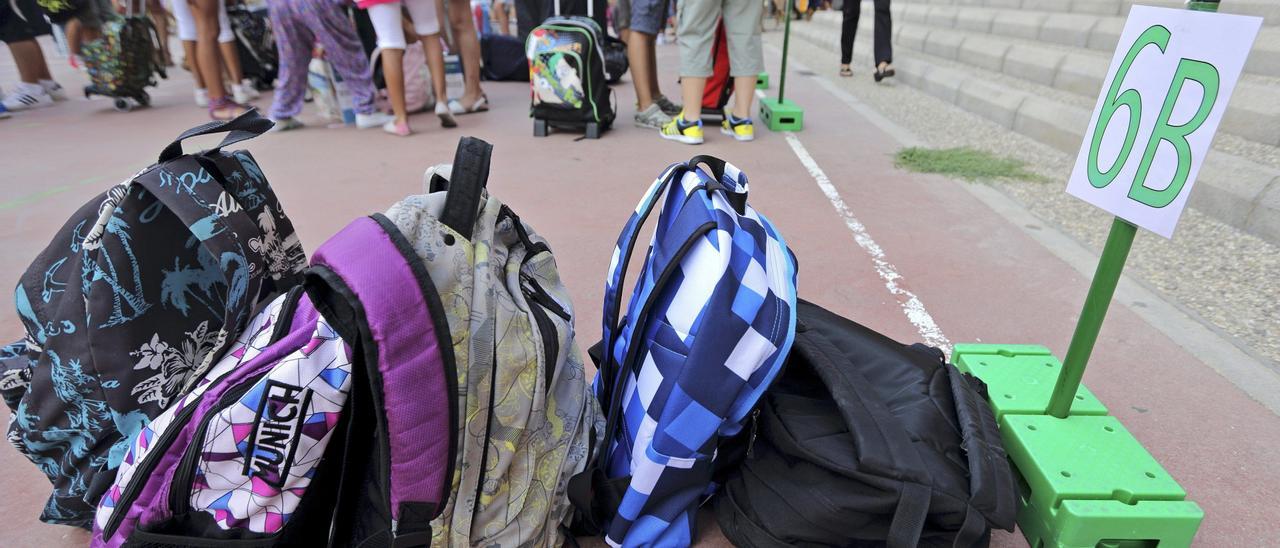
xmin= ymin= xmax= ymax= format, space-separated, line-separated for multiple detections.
xmin=746 ymin=409 xmax=761 ymax=459
xmin=168 ymin=372 xmax=268 ymax=516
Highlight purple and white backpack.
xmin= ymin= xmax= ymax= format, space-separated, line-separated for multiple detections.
xmin=91 ymin=213 xmax=458 ymax=547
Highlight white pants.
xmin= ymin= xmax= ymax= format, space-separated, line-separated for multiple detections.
xmin=170 ymin=0 xmax=234 ymax=43
xmin=367 ymin=0 xmax=441 ymax=50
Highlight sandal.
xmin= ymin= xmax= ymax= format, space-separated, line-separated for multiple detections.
xmin=839 ymin=65 xmax=853 ymax=77
xmin=450 ymin=94 xmax=489 ymax=115
xmin=874 ymin=63 xmax=896 ymax=82
xmin=208 ymin=96 xmax=249 ymax=120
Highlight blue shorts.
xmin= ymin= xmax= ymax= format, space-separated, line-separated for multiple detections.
xmin=629 ymin=0 xmax=669 ymax=36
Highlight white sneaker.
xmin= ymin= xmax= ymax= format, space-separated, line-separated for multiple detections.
xmin=2 ymin=84 xmax=54 ymax=111
xmin=355 ymin=111 xmax=395 ymax=129
xmin=194 ymin=88 xmax=209 ymax=107
xmin=233 ymin=81 xmax=259 ymax=104
xmin=40 ymin=80 xmax=68 ymax=101
xmin=269 ymin=117 xmax=305 ymax=132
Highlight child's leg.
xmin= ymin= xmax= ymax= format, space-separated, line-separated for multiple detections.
xmin=65 ymin=19 xmax=83 ymax=58
xmin=420 ymin=33 xmax=447 ymax=109
xmin=367 ymin=2 xmax=409 ymax=123
xmin=266 ymin=0 xmax=313 ymax=119
xmin=402 ymin=0 xmax=443 ymax=99
xmin=148 ymin=0 xmax=172 ymax=64
xmin=724 ymin=0 xmax=764 ymax=119
xmin=183 ymin=40 xmax=204 ymax=87
xmin=215 ymin=0 xmax=244 ymax=82
xmin=307 ymin=0 xmax=377 ymax=115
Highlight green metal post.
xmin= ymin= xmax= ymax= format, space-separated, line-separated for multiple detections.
xmin=1187 ymin=0 xmax=1220 ymax=12
xmin=778 ymin=0 xmax=793 ymax=102
xmin=1046 ymin=218 xmax=1137 ymax=417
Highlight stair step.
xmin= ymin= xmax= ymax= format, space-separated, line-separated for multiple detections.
xmin=890 ymin=2 xmax=1280 ymax=79
xmin=915 ymin=0 xmax=1280 ymax=22
xmin=786 ymin=20 xmax=1280 ymax=244
xmin=812 ymin=10 xmax=1280 ymax=146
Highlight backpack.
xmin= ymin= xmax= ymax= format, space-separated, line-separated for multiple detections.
xmin=227 ymin=4 xmax=279 ymax=91
xmin=568 ymin=157 xmax=799 ymax=546
xmin=0 ymin=110 xmax=306 ymax=528
xmin=715 ymin=299 xmax=1018 ymax=547
xmin=81 ymin=0 xmax=167 ymax=107
xmin=481 ymin=34 xmax=530 ymax=82
xmin=371 ymin=44 xmax=435 ymax=114
xmin=91 ymin=211 xmax=460 ymax=546
xmin=527 ymin=0 xmax=616 ymax=138
xmin=380 ymin=137 xmax=598 ymax=546
xmin=602 ymin=35 xmax=628 ymax=84
xmin=702 ymin=21 xmax=733 ymax=116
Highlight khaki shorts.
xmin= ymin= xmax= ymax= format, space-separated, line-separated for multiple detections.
xmin=677 ymin=0 xmax=763 ymax=78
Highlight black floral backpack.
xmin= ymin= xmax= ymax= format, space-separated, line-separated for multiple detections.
xmin=0 ymin=111 xmax=305 ymax=528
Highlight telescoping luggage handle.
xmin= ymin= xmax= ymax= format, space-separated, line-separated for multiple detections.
xmin=158 ymin=108 xmax=275 ymax=163
xmin=553 ymin=0 xmax=594 ymax=18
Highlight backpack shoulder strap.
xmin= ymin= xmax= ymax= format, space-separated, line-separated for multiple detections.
xmin=947 ymin=365 xmax=1018 ymax=532
xmin=306 ymin=214 xmax=458 ymax=545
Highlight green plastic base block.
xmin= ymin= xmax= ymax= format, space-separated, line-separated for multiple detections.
xmin=756 ymin=72 xmax=769 ymax=89
xmin=953 ymin=344 xmax=1204 ymax=548
xmin=952 ymin=344 xmax=1107 ymax=420
xmin=759 ymin=98 xmax=804 ymax=131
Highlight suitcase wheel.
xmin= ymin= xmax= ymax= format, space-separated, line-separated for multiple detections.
xmin=113 ymin=98 xmax=131 ymax=112
xmin=136 ymin=91 xmax=150 ymax=107
xmin=534 ymin=118 xmax=549 ymax=137
xmin=585 ymin=122 xmax=601 ymax=139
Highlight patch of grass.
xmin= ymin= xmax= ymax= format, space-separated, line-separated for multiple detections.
xmin=894 ymin=147 xmax=1045 ymax=182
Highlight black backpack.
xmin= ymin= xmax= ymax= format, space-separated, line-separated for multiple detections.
xmin=715 ymin=299 xmax=1018 ymax=547
xmin=481 ymin=34 xmax=530 ymax=81
xmin=0 ymin=110 xmax=305 ymax=527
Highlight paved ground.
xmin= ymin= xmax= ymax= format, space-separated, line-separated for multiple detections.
xmin=3 ymin=26 xmax=1279 ymax=547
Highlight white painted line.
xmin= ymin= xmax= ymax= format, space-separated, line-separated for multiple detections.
xmin=778 ymin=128 xmax=952 ymax=351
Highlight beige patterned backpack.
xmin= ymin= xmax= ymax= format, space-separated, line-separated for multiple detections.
xmin=382 ymin=137 xmax=599 ymax=547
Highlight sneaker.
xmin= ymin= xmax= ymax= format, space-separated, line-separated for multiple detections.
xmin=437 ymin=101 xmax=458 ymax=128
xmin=232 ymin=81 xmax=259 ymax=104
xmin=634 ymin=103 xmax=673 ymax=129
xmin=383 ymin=119 xmax=412 ymax=137
xmin=2 ymin=83 xmax=54 ymax=111
xmin=654 ymin=94 xmax=682 ymax=117
xmin=660 ymin=114 xmax=704 ymax=145
xmin=40 ymin=80 xmax=67 ymax=101
xmin=721 ymin=110 xmax=755 ymax=142
xmin=193 ymin=88 xmax=209 ymax=107
xmin=0 ymin=103 xmax=10 ymax=119
xmin=355 ymin=111 xmax=395 ymax=129
xmin=269 ymin=117 xmax=305 ymax=132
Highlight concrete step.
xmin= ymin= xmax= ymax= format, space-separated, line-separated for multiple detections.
xmin=913 ymin=0 xmax=1280 ymax=23
xmin=788 ymin=17 xmax=1280 ymax=244
xmin=812 ymin=11 xmax=1280 ymax=147
xmin=891 ymin=2 xmax=1280 ymax=81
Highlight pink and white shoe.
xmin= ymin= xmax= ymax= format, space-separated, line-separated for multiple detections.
xmin=383 ymin=119 xmax=411 ymax=137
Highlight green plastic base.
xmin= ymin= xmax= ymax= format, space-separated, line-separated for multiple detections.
xmin=952 ymin=344 xmax=1204 ymax=548
xmin=756 ymin=72 xmax=769 ymax=89
xmin=759 ymin=98 xmax=804 ymax=131
xmin=952 ymin=344 xmax=1108 ymax=420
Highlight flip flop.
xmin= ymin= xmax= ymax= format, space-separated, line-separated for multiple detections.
xmin=209 ymin=97 xmax=249 ymax=121
xmin=451 ymin=94 xmax=489 ymax=115
xmin=839 ymin=66 xmax=853 ymax=77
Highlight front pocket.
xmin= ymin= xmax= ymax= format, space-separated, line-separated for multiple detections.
xmin=172 ymin=322 xmax=352 ymax=536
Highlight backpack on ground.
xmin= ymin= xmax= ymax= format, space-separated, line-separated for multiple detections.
xmin=91 ymin=213 xmax=457 ymax=546
xmin=715 ymin=299 xmax=1018 ymax=547
xmin=227 ymin=3 xmax=279 ymax=91
xmin=481 ymin=33 xmax=530 ymax=82
xmin=0 ymin=110 xmax=305 ymax=528
xmin=603 ymin=35 xmax=627 ymax=84
xmin=370 ymin=44 xmax=436 ymax=114
xmin=568 ymin=157 xmax=799 ymax=546
xmin=527 ymin=0 xmax=615 ymax=139
xmin=81 ymin=0 xmax=167 ymax=109
xmin=382 ymin=137 xmax=598 ymax=546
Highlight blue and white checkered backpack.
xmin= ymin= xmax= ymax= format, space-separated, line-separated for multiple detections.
xmin=568 ymin=156 xmax=799 ymax=546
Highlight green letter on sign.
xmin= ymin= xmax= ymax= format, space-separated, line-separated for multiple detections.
xmin=1129 ymin=59 xmax=1220 ymax=208
xmin=1088 ymin=25 xmax=1171 ymax=189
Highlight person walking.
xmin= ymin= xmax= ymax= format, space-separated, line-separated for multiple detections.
xmin=442 ymin=0 xmax=489 ymax=114
xmin=0 ymin=0 xmax=67 ymax=112
xmin=190 ymin=0 xmax=254 ymax=118
xmin=660 ymin=0 xmax=761 ymax=144
xmin=359 ymin=0 xmax=456 ymax=135
xmin=170 ymin=0 xmax=260 ymax=106
xmin=839 ymin=0 xmax=893 ymax=81
xmin=265 ymin=0 xmax=394 ymax=131
xmin=625 ymin=0 xmax=680 ymax=128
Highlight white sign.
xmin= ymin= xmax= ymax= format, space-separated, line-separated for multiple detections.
xmin=1066 ymin=6 xmax=1261 ymax=238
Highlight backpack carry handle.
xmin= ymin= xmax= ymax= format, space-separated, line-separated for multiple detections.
xmin=688 ymin=155 xmax=748 ymax=215
xmin=439 ymin=136 xmax=492 ymax=241
xmin=158 ymin=108 xmax=275 ymax=163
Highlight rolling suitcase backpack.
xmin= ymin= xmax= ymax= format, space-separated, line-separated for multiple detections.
xmin=91 ymin=213 xmax=459 ymax=546
xmin=714 ymin=300 xmax=1018 ymax=547
xmin=1 ymin=110 xmax=305 ymax=528
xmin=227 ymin=3 xmax=279 ymax=91
xmin=568 ymin=157 xmax=799 ymax=546
xmin=527 ymin=0 xmax=615 ymax=139
xmin=78 ymin=0 xmax=168 ymax=110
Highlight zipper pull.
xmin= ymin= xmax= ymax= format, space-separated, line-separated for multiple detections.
xmin=746 ymin=409 xmax=760 ymax=459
